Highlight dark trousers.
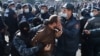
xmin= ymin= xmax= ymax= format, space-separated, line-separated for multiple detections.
xmin=8 ymin=31 xmax=15 ymax=55
xmin=0 ymin=33 xmax=7 ymax=56
xmin=87 ymin=41 xmax=100 ymax=56
xmin=0 ymin=44 xmax=5 ymax=56
xmin=9 ymin=32 xmax=15 ymax=42
xmin=81 ymin=41 xmax=88 ymax=56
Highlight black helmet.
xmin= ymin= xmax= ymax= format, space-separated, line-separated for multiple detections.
xmin=3 ymin=2 xmax=8 ymax=9
xmin=81 ymin=8 xmax=90 ymax=17
xmin=18 ymin=20 xmax=30 ymax=34
xmin=32 ymin=17 xmax=43 ymax=27
xmin=22 ymin=3 xmax=28 ymax=8
xmin=40 ymin=4 xmax=48 ymax=9
xmin=16 ymin=3 xmax=22 ymax=10
xmin=8 ymin=1 xmax=15 ymax=6
xmin=49 ymin=6 xmax=55 ymax=14
xmin=28 ymin=3 xmax=32 ymax=12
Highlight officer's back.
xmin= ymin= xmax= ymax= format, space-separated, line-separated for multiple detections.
xmin=83 ymin=8 xmax=100 ymax=56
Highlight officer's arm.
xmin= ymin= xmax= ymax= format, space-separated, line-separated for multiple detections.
xmin=90 ymin=29 xmax=100 ymax=37
xmin=13 ymin=37 xmax=40 ymax=56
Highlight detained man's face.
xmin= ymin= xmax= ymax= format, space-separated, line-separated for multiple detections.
xmin=53 ymin=17 xmax=61 ymax=29
xmin=49 ymin=17 xmax=61 ymax=30
xmin=56 ymin=17 xmax=61 ymax=27
xmin=49 ymin=22 xmax=57 ymax=30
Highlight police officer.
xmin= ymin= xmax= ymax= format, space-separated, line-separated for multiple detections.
xmin=49 ymin=6 xmax=55 ymax=15
xmin=4 ymin=1 xmax=18 ymax=42
xmin=80 ymin=8 xmax=91 ymax=56
xmin=37 ymin=4 xmax=50 ymax=20
xmin=12 ymin=20 xmax=43 ymax=56
xmin=16 ymin=3 xmax=22 ymax=15
xmin=32 ymin=17 xmax=43 ymax=27
xmin=4 ymin=2 xmax=18 ymax=56
xmin=0 ymin=1 xmax=7 ymax=56
xmin=55 ymin=3 xmax=80 ymax=56
xmin=18 ymin=3 xmax=35 ymax=23
xmin=12 ymin=19 xmax=51 ymax=56
xmin=83 ymin=8 xmax=100 ymax=56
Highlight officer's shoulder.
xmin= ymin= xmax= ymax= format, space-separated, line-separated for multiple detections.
xmin=71 ymin=17 xmax=80 ymax=26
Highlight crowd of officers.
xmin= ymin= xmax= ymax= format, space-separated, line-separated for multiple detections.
xmin=0 ymin=0 xmax=100 ymax=56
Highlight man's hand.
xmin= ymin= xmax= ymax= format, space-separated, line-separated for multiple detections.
xmin=83 ymin=30 xmax=91 ymax=35
xmin=55 ymin=30 xmax=63 ymax=38
xmin=44 ymin=44 xmax=51 ymax=51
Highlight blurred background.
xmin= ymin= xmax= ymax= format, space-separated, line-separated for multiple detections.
xmin=0 ymin=0 xmax=98 ymax=4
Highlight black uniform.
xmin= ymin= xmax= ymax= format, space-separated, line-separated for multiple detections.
xmin=84 ymin=13 xmax=100 ymax=56
xmin=80 ymin=9 xmax=91 ymax=56
xmin=4 ymin=8 xmax=18 ymax=42
xmin=0 ymin=16 xmax=6 ymax=56
xmin=55 ymin=16 xmax=80 ymax=56
xmin=12 ymin=20 xmax=42 ymax=56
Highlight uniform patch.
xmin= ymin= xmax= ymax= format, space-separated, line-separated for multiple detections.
xmin=75 ymin=24 xmax=80 ymax=29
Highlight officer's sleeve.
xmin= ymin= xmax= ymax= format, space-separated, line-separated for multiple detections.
xmin=63 ymin=23 xmax=80 ymax=38
xmin=90 ymin=29 xmax=100 ymax=37
xmin=13 ymin=36 xmax=40 ymax=56
xmin=85 ymin=21 xmax=93 ymax=30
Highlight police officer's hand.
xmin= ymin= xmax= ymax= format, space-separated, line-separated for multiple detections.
xmin=83 ymin=30 xmax=91 ymax=35
xmin=44 ymin=44 xmax=51 ymax=51
xmin=55 ymin=30 xmax=63 ymax=38
xmin=55 ymin=20 xmax=63 ymax=38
